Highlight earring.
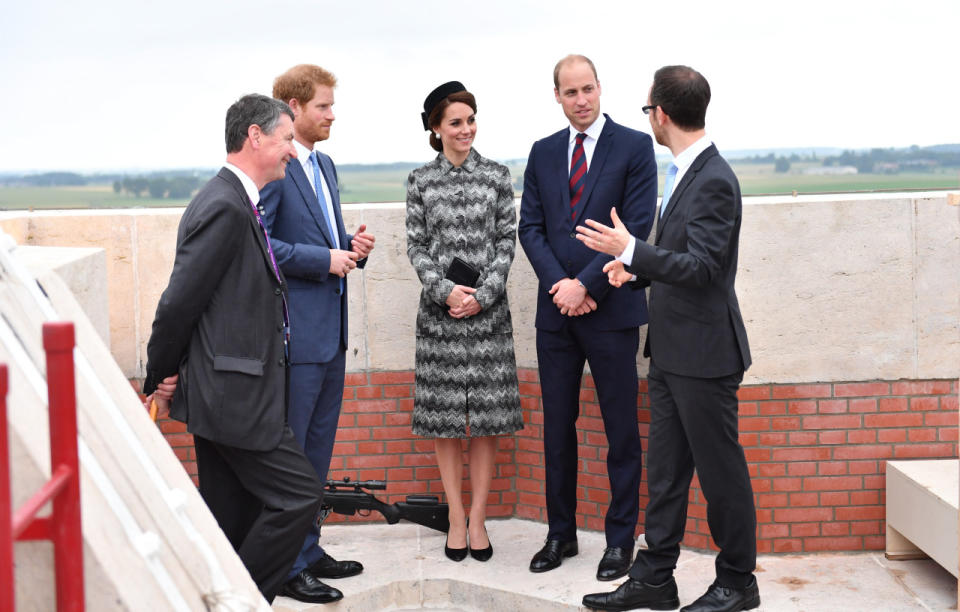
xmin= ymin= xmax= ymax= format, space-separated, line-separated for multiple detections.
xmin=435 ymin=132 xmax=441 ymax=139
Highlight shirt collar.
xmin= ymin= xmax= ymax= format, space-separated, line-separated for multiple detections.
xmin=672 ymin=134 xmax=712 ymax=173
xmin=223 ymin=162 xmax=260 ymax=206
xmin=294 ymin=140 xmax=314 ymax=170
xmin=568 ymin=113 xmax=606 ymax=143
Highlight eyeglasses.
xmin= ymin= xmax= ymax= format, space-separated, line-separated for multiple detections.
xmin=641 ymin=105 xmax=656 ymax=115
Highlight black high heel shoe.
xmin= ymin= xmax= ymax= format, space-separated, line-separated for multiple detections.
xmin=469 ymin=525 xmax=493 ymax=562
xmin=445 ymin=523 xmax=468 ymax=561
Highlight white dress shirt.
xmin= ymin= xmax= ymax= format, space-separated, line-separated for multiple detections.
xmin=224 ymin=162 xmax=260 ymax=206
xmin=618 ymin=134 xmax=714 ymax=266
xmin=567 ymin=113 xmax=606 ymax=171
xmin=294 ymin=139 xmax=339 ymax=248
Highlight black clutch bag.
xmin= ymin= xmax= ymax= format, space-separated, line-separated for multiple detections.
xmin=445 ymin=256 xmax=480 ymax=288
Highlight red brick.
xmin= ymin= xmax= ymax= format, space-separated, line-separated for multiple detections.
xmin=910 ymin=397 xmax=940 ymax=411
xmin=818 ymin=461 xmax=848 ymax=476
xmin=739 ymin=433 xmax=759 ymax=447
xmin=908 ymin=429 xmax=938 ymax=442
xmin=517 ymin=368 xmax=539 ymax=383
xmin=818 ymin=430 xmax=846 ymax=445
xmin=344 ymin=372 xmax=368 ymax=386
xmin=820 ymin=491 xmax=850 ymax=506
xmin=851 ymin=520 xmax=882 ymax=536
xmin=739 ymin=417 xmax=770 ymax=432
xmin=384 ymin=412 xmax=412 ymax=426
xmin=865 ymin=536 xmax=887 ymax=550
xmin=849 ymin=399 xmax=878 ymax=413
xmin=772 ymin=478 xmax=803 ymax=492
xmin=343 ymin=399 xmax=396 ymax=414
xmin=940 ymin=428 xmax=959 ymax=442
xmin=790 ymin=523 xmax=820 ymax=537
xmin=848 ymin=461 xmax=879 ymax=476
xmin=925 ymin=411 xmax=959 ymax=426
xmin=760 ymin=523 xmax=790 ymax=538
xmin=356 ymin=414 xmax=383 ymax=427
xmin=757 ymin=463 xmax=786 ymax=477
xmin=833 ymin=445 xmax=892 ymax=460
xmin=834 ymin=382 xmax=890 ymax=397
xmin=758 ymin=432 xmax=788 ymax=446
xmin=787 ymin=401 xmax=817 ymax=415
xmin=863 ymin=475 xmax=885 ymax=489
xmin=942 ymin=395 xmax=959 ymax=412
xmin=891 ymin=380 xmax=951 ymax=395
xmin=771 ymin=447 xmax=831 ymax=461
xmin=369 ymin=371 xmax=415 ymax=385
xmin=770 ymin=417 xmax=802 ymax=431
xmin=163 ymin=433 xmax=194 ymax=448
xmin=787 ymin=462 xmax=817 ymax=476
xmin=738 ymin=385 xmax=771 ymax=401
xmin=822 ymin=522 xmax=850 ymax=536
xmin=802 ymin=476 xmax=863 ymax=491
xmin=771 ymin=384 xmax=832 ymax=399
xmin=356 ymin=441 xmax=383 ymax=454
xmin=802 ymin=415 xmax=861 ymax=430
xmin=744 ymin=448 xmax=771 ymax=462
xmin=775 ymin=507 xmax=832 ymax=522
xmin=345 ymin=454 xmax=402 ymax=469
xmin=847 ymin=430 xmax=877 ymax=444
xmin=788 ymin=432 xmax=819 ymax=445
xmin=878 ymin=397 xmax=908 ymax=412
xmin=836 ymin=506 xmax=884 ymax=521
xmin=788 ymin=492 xmax=819 ymax=506
xmin=757 ymin=493 xmax=789 ymax=507
xmin=159 ymin=419 xmax=187 ymax=434
xmin=864 ymin=413 xmax=923 ymax=428
xmin=773 ymin=538 xmax=803 ymax=553
xmin=877 ymin=429 xmax=906 ymax=443
xmin=893 ymin=444 xmax=956 ymax=458
xmin=355 ymin=386 xmax=382 ymax=399
xmin=759 ymin=402 xmax=787 ymax=416
xmin=818 ymin=399 xmax=848 ymax=414
xmin=738 ymin=402 xmax=758 ymax=416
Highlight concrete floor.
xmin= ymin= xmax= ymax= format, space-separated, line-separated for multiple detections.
xmin=273 ymin=519 xmax=958 ymax=611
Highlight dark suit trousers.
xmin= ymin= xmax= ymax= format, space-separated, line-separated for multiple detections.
xmin=195 ymin=427 xmax=322 ymax=603
xmin=537 ymin=322 xmax=642 ymax=548
xmin=629 ymin=361 xmax=756 ymax=589
xmin=285 ymin=349 xmax=347 ymax=580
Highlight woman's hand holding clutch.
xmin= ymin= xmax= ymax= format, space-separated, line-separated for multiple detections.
xmin=446 ymin=285 xmax=481 ymax=319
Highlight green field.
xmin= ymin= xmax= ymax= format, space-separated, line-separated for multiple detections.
xmin=1 ymin=165 xmax=957 ymax=210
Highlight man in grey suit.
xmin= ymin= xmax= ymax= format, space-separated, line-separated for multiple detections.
xmin=260 ymin=64 xmax=374 ymax=604
xmin=578 ymin=66 xmax=759 ymax=612
xmin=143 ymin=94 xmax=322 ymax=603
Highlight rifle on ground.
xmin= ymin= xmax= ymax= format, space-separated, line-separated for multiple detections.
xmin=319 ymin=477 xmax=449 ymax=533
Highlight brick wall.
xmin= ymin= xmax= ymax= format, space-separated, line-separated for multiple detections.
xmin=138 ymin=372 xmax=958 ymax=553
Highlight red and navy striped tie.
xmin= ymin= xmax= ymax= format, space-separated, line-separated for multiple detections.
xmin=569 ymin=132 xmax=587 ymax=220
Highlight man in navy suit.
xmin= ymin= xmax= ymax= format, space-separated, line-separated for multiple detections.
xmin=518 ymin=54 xmax=657 ymax=581
xmin=579 ymin=65 xmax=758 ymax=612
xmin=261 ymin=64 xmax=375 ymax=605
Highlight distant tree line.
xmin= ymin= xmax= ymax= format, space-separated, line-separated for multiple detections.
xmin=737 ymin=145 xmax=960 ymax=174
xmin=2 ymin=172 xmax=88 ymax=187
xmin=113 ymin=174 xmax=206 ymax=199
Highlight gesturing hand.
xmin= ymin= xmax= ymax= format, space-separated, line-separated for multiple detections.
xmin=576 ymin=207 xmax=632 ymax=256
xmin=602 ymin=260 xmax=634 ymax=288
xmin=351 ymin=223 xmax=376 ymax=259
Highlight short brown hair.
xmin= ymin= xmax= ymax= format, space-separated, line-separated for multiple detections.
xmin=426 ymin=90 xmax=477 ymax=152
xmin=553 ymin=54 xmax=598 ymax=89
xmin=650 ymin=65 xmax=710 ymax=131
xmin=272 ymin=64 xmax=337 ymax=104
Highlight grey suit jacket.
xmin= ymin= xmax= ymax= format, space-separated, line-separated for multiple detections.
xmin=630 ymin=144 xmax=751 ymax=377
xmin=144 ymin=168 xmax=289 ymax=451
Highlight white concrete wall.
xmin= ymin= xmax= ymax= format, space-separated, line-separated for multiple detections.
xmin=2 ymin=191 xmax=957 ymax=384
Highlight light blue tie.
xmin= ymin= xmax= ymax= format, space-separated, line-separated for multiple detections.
xmin=310 ymin=151 xmax=344 ymax=292
xmin=309 ymin=152 xmax=339 ymax=248
xmin=660 ymin=163 xmax=679 ymax=214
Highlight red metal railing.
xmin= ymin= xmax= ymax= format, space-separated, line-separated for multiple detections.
xmin=1 ymin=322 xmax=84 ymax=611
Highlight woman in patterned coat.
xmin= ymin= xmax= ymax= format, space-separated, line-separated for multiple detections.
xmin=406 ymin=81 xmax=523 ymax=562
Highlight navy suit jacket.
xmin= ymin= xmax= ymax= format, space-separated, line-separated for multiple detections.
xmin=261 ymin=151 xmax=365 ymax=364
xmin=518 ymin=114 xmax=657 ymax=331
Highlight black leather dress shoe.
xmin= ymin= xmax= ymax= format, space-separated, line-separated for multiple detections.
xmin=680 ymin=577 xmax=760 ymax=612
xmin=279 ymin=570 xmax=343 ymax=604
xmin=308 ymin=554 xmax=364 ymax=579
xmin=529 ymin=539 xmax=578 ymax=573
xmin=583 ymin=577 xmax=680 ymax=611
xmin=597 ymin=546 xmax=634 ymax=581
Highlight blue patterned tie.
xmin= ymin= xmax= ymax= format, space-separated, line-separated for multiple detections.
xmin=660 ymin=163 xmax=679 ymax=214
xmin=310 ymin=151 xmax=344 ymax=291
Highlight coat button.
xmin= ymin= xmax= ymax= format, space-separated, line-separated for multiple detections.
xmin=274 ymin=288 xmax=282 ymax=295
xmin=278 ymin=358 xmax=285 ymax=367
xmin=569 ymin=232 xmax=576 ymax=239
xmin=334 ymin=288 xmax=341 ymax=295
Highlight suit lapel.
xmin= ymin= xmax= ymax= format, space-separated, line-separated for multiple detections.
xmin=572 ymin=118 xmax=614 ymax=226
xmin=220 ymin=168 xmax=282 ymax=286
xmin=552 ymin=131 xmax=572 ymax=216
xmin=656 ymin=145 xmax=718 ymax=241
xmin=290 ymin=159 xmax=336 ymax=247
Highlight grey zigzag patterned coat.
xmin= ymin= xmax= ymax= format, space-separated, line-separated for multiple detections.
xmin=405 ymin=148 xmax=516 ymax=337
xmin=405 ymin=148 xmax=523 ymax=438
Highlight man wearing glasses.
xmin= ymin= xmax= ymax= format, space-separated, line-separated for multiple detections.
xmin=577 ymin=65 xmax=758 ymax=612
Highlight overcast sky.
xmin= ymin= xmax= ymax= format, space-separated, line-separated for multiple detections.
xmin=2 ymin=0 xmax=957 ymax=172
